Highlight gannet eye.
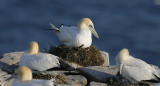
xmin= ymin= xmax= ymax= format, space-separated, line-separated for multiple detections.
xmin=89 ymin=25 xmax=93 ymax=28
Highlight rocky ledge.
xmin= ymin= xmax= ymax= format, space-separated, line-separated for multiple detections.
xmin=0 ymin=51 xmax=157 ymax=86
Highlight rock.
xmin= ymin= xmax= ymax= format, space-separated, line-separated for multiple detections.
xmin=0 ymin=52 xmax=23 ymax=73
xmin=0 ymin=62 xmax=18 ymax=74
xmin=0 ymin=69 xmax=13 ymax=86
xmin=153 ymin=83 xmax=160 ymax=86
xmin=33 ymin=70 xmax=87 ymax=86
xmin=32 ymin=70 xmax=79 ymax=76
xmin=0 ymin=52 xmax=23 ymax=65
xmin=100 ymin=51 xmax=109 ymax=67
xmin=59 ymin=58 xmax=82 ymax=70
xmin=78 ymin=66 xmax=118 ymax=82
xmin=90 ymin=81 xmax=108 ymax=86
xmin=0 ymin=69 xmax=7 ymax=76
xmin=65 ymin=75 xmax=87 ymax=86
xmin=2 ymin=78 xmax=13 ymax=86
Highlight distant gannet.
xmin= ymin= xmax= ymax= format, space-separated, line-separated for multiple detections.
xmin=19 ymin=41 xmax=60 ymax=71
xmin=50 ymin=18 xmax=99 ymax=48
xmin=115 ymin=48 xmax=160 ymax=83
xmin=10 ymin=66 xmax=54 ymax=86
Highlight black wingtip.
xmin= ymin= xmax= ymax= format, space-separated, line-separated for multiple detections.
xmin=59 ymin=24 xmax=64 ymax=28
xmin=142 ymin=74 xmax=160 ymax=83
xmin=155 ymin=74 xmax=160 ymax=81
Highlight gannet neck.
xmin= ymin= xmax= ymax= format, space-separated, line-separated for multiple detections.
xmin=15 ymin=66 xmax=32 ymax=81
xmin=28 ymin=41 xmax=39 ymax=55
xmin=116 ymin=48 xmax=129 ymax=74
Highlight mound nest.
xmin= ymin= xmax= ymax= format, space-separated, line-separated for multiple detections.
xmin=49 ymin=45 xmax=104 ymax=67
xmin=106 ymin=77 xmax=150 ymax=86
xmin=33 ymin=73 xmax=67 ymax=84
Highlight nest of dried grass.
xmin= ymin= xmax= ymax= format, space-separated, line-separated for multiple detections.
xmin=33 ymin=73 xmax=68 ymax=84
xmin=49 ymin=45 xmax=104 ymax=67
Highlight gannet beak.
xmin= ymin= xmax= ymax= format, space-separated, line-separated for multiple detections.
xmin=49 ymin=23 xmax=59 ymax=32
xmin=119 ymin=62 xmax=124 ymax=75
xmin=89 ymin=26 xmax=99 ymax=39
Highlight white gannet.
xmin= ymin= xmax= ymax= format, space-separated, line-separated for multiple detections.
xmin=19 ymin=41 xmax=60 ymax=71
xmin=49 ymin=18 xmax=99 ymax=48
xmin=115 ymin=48 xmax=160 ymax=83
xmin=10 ymin=66 xmax=54 ymax=86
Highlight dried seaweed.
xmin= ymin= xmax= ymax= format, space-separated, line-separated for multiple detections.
xmin=49 ymin=45 xmax=104 ymax=67
xmin=106 ymin=77 xmax=150 ymax=86
xmin=33 ymin=73 xmax=67 ymax=84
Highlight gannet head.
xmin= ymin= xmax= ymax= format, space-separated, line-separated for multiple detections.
xmin=115 ymin=48 xmax=129 ymax=74
xmin=14 ymin=66 xmax=32 ymax=81
xmin=28 ymin=41 xmax=39 ymax=55
xmin=78 ymin=18 xmax=99 ymax=39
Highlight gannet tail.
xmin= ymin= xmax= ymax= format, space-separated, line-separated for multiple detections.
xmin=152 ymin=65 xmax=160 ymax=80
xmin=149 ymin=65 xmax=160 ymax=82
xmin=49 ymin=23 xmax=59 ymax=32
xmin=155 ymin=74 xmax=160 ymax=81
xmin=154 ymin=71 xmax=160 ymax=82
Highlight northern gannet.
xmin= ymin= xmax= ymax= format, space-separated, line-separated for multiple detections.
xmin=50 ymin=18 xmax=99 ymax=48
xmin=19 ymin=41 xmax=60 ymax=71
xmin=115 ymin=48 xmax=160 ymax=83
xmin=10 ymin=66 xmax=54 ymax=86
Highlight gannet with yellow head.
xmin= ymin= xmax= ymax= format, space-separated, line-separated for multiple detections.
xmin=10 ymin=66 xmax=54 ymax=86
xmin=50 ymin=18 xmax=99 ymax=48
xmin=115 ymin=48 xmax=160 ymax=83
xmin=19 ymin=41 xmax=60 ymax=71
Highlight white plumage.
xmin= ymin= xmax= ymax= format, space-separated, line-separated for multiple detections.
xmin=50 ymin=18 xmax=99 ymax=48
xmin=19 ymin=41 xmax=60 ymax=71
xmin=11 ymin=66 xmax=54 ymax=86
xmin=115 ymin=48 xmax=160 ymax=83
xmin=20 ymin=52 xmax=59 ymax=71
xmin=12 ymin=79 xmax=54 ymax=86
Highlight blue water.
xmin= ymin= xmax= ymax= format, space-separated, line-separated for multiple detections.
xmin=0 ymin=0 xmax=160 ymax=67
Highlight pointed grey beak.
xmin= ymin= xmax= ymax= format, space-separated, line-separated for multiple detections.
xmin=119 ymin=62 xmax=124 ymax=75
xmin=89 ymin=26 xmax=99 ymax=39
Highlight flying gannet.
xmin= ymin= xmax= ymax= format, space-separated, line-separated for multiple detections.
xmin=49 ymin=18 xmax=99 ymax=48
xmin=19 ymin=41 xmax=60 ymax=71
xmin=9 ymin=66 xmax=54 ymax=86
xmin=115 ymin=48 xmax=160 ymax=83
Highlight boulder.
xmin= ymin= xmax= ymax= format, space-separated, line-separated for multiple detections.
xmin=100 ymin=51 xmax=109 ymax=66
xmin=0 ymin=52 xmax=23 ymax=73
xmin=33 ymin=70 xmax=87 ymax=86
xmin=78 ymin=66 xmax=118 ymax=82
xmin=0 ymin=52 xmax=23 ymax=65
xmin=0 ymin=69 xmax=13 ymax=86
xmin=90 ymin=81 xmax=108 ymax=86
xmin=65 ymin=75 xmax=87 ymax=86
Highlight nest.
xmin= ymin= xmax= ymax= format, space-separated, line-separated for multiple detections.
xmin=33 ymin=73 xmax=68 ymax=84
xmin=106 ymin=77 xmax=150 ymax=86
xmin=108 ymin=81 xmax=150 ymax=86
xmin=49 ymin=45 xmax=104 ymax=67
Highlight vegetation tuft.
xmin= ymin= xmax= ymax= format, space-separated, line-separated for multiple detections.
xmin=49 ymin=45 xmax=104 ymax=67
